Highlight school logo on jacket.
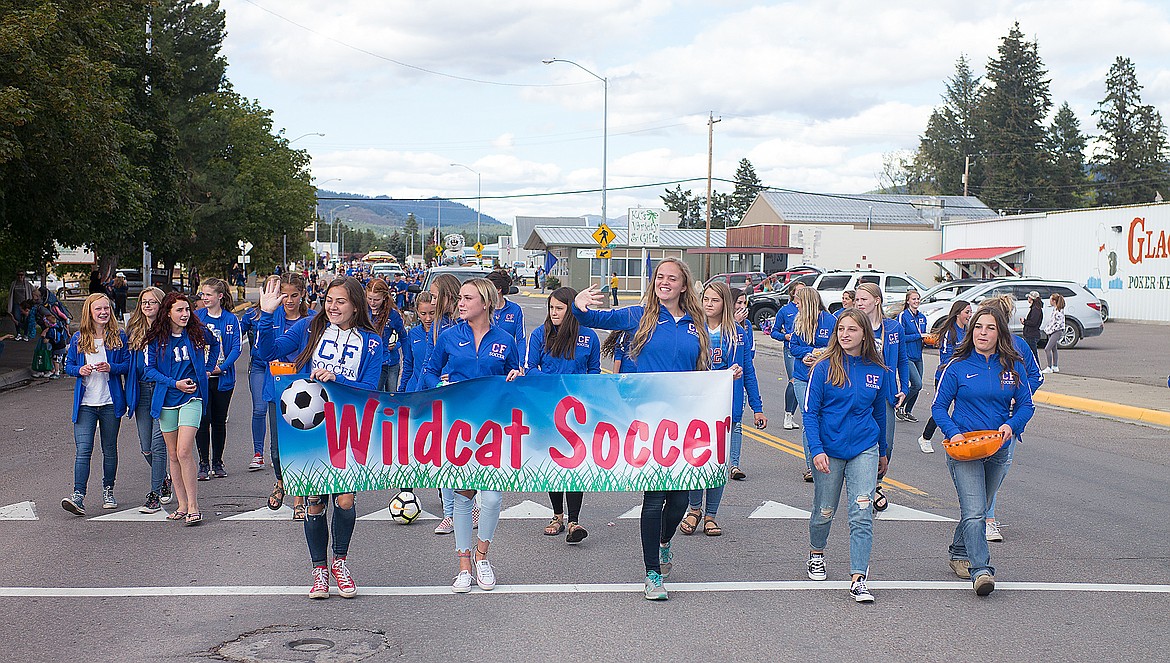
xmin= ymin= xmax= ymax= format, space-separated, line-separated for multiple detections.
xmin=816 ymin=328 xmax=832 ymax=342
xmin=577 ymin=335 xmax=592 ymax=349
xmin=687 ymin=323 xmax=698 ymax=337
xmin=1000 ymin=371 xmax=1018 ymax=386
xmin=886 ymin=331 xmax=900 ymax=344
xmin=865 ymin=373 xmax=881 ymax=389
xmin=489 ymin=342 xmax=509 ymax=360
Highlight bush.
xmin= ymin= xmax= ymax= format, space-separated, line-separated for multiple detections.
xmin=545 ymin=275 xmax=561 ymax=290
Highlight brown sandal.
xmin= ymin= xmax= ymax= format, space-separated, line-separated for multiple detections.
xmin=679 ymin=508 xmax=702 ymax=535
xmin=703 ymin=516 xmax=722 ymax=537
xmin=543 ymin=515 xmax=565 ymax=536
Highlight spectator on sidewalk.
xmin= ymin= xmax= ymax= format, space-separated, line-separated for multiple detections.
xmin=88 ymin=270 xmax=105 ymax=296
xmin=110 ymin=275 xmax=129 ymax=322
xmin=8 ymin=273 xmax=35 ymax=340
xmin=610 ymin=273 xmax=619 ymax=307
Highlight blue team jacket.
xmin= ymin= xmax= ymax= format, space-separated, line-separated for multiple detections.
xmin=770 ymin=302 xmax=800 ymax=351
xmin=253 ymin=308 xmax=317 ymax=402
xmin=931 ymin=351 xmax=1036 ymax=453
xmin=788 ymin=311 xmax=836 ymax=383
xmin=65 ymin=331 xmax=131 ymax=422
xmin=493 ymin=299 xmax=525 ymax=349
xmin=421 ymin=323 xmax=521 ymax=388
xmin=195 ymin=308 xmax=242 ymax=391
xmin=898 ymin=309 xmax=927 ymax=361
xmin=734 ymin=323 xmax=764 ymax=421
xmin=572 ymin=304 xmax=703 ymax=374
xmin=142 ymin=329 xmax=221 ymax=419
xmin=256 ymin=312 xmax=382 ymax=393
xmin=804 ymin=354 xmax=891 ymax=460
xmin=398 ymin=324 xmax=435 ymax=392
xmin=374 ymin=307 xmax=409 ymax=368
xmin=876 ymin=318 xmax=910 ymax=402
xmin=525 ymin=325 xmax=601 ymax=376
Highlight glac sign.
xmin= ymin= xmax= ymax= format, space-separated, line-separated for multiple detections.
xmin=1128 ymin=216 xmax=1170 ymax=265
xmin=628 ymin=208 xmax=662 ymax=247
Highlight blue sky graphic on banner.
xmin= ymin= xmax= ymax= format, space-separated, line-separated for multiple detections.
xmin=274 ymin=370 xmax=733 ymax=495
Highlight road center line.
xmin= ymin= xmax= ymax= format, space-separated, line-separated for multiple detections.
xmin=1 ymin=580 xmax=1167 ymax=598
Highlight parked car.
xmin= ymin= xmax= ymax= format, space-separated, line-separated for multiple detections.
xmin=705 ymin=271 xmax=767 ymax=293
xmin=25 ymin=272 xmax=82 ymax=300
xmin=920 ymin=278 xmax=1103 ymax=349
xmin=745 ymin=271 xmax=823 ymax=329
xmin=115 ymin=269 xmax=184 ymax=294
xmin=411 ymin=265 xmax=507 ymax=295
xmin=883 ymin=278 xmax=992 ymax=318
xmin=800 ymin=270 xmax=928 ymax=312
xmin=370 ymin=263 xmax=406 ymax=282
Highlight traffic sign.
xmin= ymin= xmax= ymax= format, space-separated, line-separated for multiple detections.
xmin=592 ymin=224 xmax=615 ymax=247
xmin=238 ymin=255 xmax=251 ymax=264
xmin=473 ymin=242 xmax=484 ymax=254
xmin=237 ymin=240 xmax=254 ymax=255
xmin=434 ymin=246 xmax=443 ymax=256
xmin=596 ymin=248 xmax=612 ymax=259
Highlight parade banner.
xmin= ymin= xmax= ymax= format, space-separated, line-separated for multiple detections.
xmin=273 ymin=370 xmax=733 ymax=495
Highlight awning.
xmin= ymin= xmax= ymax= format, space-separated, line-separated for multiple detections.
xmin=926 ymin=246 xmax=1024 ymax=262
xmin=688 ymin=246 xmax=803 ymax=254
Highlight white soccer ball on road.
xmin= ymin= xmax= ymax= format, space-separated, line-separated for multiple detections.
xmin=388 ymin=491 xmax=421 ymax=524
xmin=280 ymin=378 xmax=330 ymax=430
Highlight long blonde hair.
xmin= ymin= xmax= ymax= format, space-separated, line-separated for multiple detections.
xmin=630 ymin=257 xmax=709 ymax=370
xmin=815 ymin=309 xmax=886 ymax=388
xmin=702 ymin=281 xmax=738 ymax=358
xmin=430 ymin=273 xmax=461 ymax=343
xmin=127 ymin=286 xmax=165 ymax=350
xmin=78 ymin=293 xmax=124 ymax=354
xmin=793 ymin=287 xmax=826 ymax=344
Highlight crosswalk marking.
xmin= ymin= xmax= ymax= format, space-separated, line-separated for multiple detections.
xmin=90 ymin=508 xmax=171 ymax=522
xmin=499 ymin=500 xmax=554 ymax=519
xmin=223 ymin=506 xmax=294 ymax=521
xmin=748 ymin=500 xmax=812 ymax=519
xmin=0 ymin=501 xmax=37 ymax=520
xmin=358 ymin=508 xmax=439 ymax=522
xmin=874 ymin=503 xmax=956 ymax=522
xmin=618 ymin=506 xmax=641 ymax=519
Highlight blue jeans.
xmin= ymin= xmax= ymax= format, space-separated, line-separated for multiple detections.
xmin=688 ymin=484 xmax=725 ymax=516
xmin=379 ymin=363 xmax=401 ymax=392
xmin=904 ymin=358 xmax=924 ymax=413
xmin=440 ymin=488 xmax=455 ymax=518
xmin=641 ymin=490 xmax=688 ymax=573
xmin=134 ymin=381 xmax=167 ymax=494
xmin=947 ymin=441 xmax=1013 ymax=579
xmin=783 ymin=350 xmax=797 ymax=414
xmin=728 ymin=421 xmax=744 ymax=468
xmin=985 ymin=441 xmax=1015 ymax=520
xmin=454 ymin=490 xmax=502 ymax=552
xmin=73 ymin=404 xmax=120 ymax=495
xmin=793 ymin=379 xmax=811 ymax=471
xmin=809 ymin=445 xmax=879 ymax=576
xmin=249 ymin=365 xmax=267 ymax=455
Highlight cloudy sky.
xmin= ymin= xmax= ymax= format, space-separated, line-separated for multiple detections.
xmin=219 ymin=0 xmax=1170 ymax=223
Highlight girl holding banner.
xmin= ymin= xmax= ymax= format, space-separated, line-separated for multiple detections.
xmin=526 ymin=287 xmax=601 ymax=544
xmin=803 ymin=309 xmax=890 ymax=603
xmin=421 ymin=278 xmax=522 ymax=593
xmin=258 ymin=276 xmax=383 ymax=600
xmin=572 ymin=257 xmax=710 ymax=601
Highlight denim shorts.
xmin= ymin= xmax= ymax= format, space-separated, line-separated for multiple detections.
xmin=159 ymin=398 xmax=203 ymax=433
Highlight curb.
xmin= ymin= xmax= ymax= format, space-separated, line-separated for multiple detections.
xmin=1033 ymin=391 xmax=1170 ymax=427
xmin=0 ymin=368 xmax=32 ymax=390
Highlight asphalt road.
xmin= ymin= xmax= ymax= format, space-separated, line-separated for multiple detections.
xmin=1 ymin=291 xmax=1167 ymax=662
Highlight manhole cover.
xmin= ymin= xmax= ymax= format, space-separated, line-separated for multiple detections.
xmin=211 ymin=625 xmax=392 ymax=662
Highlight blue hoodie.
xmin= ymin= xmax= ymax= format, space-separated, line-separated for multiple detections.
xmin=770 ymin=301 xmax=800 ymax=351
xmin=931 ymin=351 xmax=1035 ymax=453
xmin=398 ymin=323 xmax=435 ymax=392
xmin=875 ymin=318 xmax=910 ymax=402
xmin=421 ymin=322 xmax=521 ymax=388
xmin=65 ymin=331 xmax=131 ymax=423
xmin=143 ymin=328 xmax=221 ymax=419
xmin=712 ymin=323 xmax=764 ymax=421
xmin=804 ymin=354 xmax=891 ymax=460
xmin=525 ymin=325 xmax=601 ymax=376
xmin=572 ymin=304 xmax=703 ymax=374
xmin=938 ymin=324 xmax=965 ymax=368
xmin=1012 ymin=334 xmax=1044 ymax=394
xmin=257 ymin=312 xmax=383 ymax=392
xmin=373 ymin=307 xmax=409 ymax=368
xmin=195 ymin=308 xmax=242 ymax=391
xmin=898 ymin=308 xmax=927 ymax=361
xmin=788 ymin=311 xmax=836 ymax=382
xmin=253 ymin=307 xmax=317 ymax=402
xmin=493 ymin=299 xmax=525 ymax=348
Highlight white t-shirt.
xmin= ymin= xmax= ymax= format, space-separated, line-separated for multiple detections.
xmin=81 ymin=338 xmax=113 ymax=407
xmin=311 ymin=324 xmax=365 ymax=382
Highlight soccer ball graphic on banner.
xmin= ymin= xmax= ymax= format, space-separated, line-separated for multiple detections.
xmin=388 ymin=491 xmax=421 ymax=524
xmin=280 ymin=379 xmax=330 ymax=430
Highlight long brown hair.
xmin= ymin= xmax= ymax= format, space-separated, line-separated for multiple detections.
xmin=77 ymin=293 xmax=124 ymax=354
xmin=953 ymin=305 xmax=1023 ymax=379
xmin=935 ymin=299 xmax=970 ymax=351
xmin=127 ymin=286 xmax=165 ymax=351
xmin=430 ymin=273 xmax=460 ymax=343
xmin=793 ymin=286 xmax=826 ymax=343
xmin=900 ymin=288 xmax=920 ymax=312
xmin=365 ymin=277 xmax=392 ymax=334
xmin=200 ymin=277 xmax=234 ymax=312
xmin=146 ymin=292 xmax=210 ymax=350
xmin=702 ymin=281 xmax=738 ymax=357
xmin=814 ymin=309 xmax=886 ymax=388
xmin=543 ymin=287 xmax=580 ymax=361
xmin=280 ymin=272 xmax=309 ymax=318
xmin=294 ymin=277 xmax=377 ymax=370
xmin=629 ymin=257 xmax=709 ymax=370
xmin=600 ymin=329 xmax=628 ymax=360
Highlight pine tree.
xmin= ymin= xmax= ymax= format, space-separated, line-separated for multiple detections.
xmin=1093 ymin=56 xmax=1170 ymax=206
xmin=660 ymin=184 xmax=701 ymax=228
xmin=729 ymin=158 xmax=764 ymax=225
xmin=1046 ymin=102 xmax=1089 ymax=208
xmin=914 ymin=55 xmax=982 ymax=195
xmin=975 ymin=24 xmax=1053 ymax=211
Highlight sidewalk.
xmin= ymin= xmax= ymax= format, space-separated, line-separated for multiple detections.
xmin=1030 ymin=373 xmax=1170 ymax=426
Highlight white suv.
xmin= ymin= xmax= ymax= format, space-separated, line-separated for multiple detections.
xmin=795 ymin=270 xmax=928 ymax=312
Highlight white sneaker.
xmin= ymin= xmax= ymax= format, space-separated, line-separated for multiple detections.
xmin=475 ymin=559 xmax=496 ymax=590
xmin=985 ymin=520 xmax=1004 ymax=542
xmin=918 ymin=436 xmax=935 ymax=453
xmin=1052 ymin=366 xmax=1060 ymax=373
xmin=451 ymin=570 xmax=473 ymax=593
xmin=1041 ymin=367 xmax=1053 ymax=374
xmin=783 ymin=413 xmax=798 ymax=430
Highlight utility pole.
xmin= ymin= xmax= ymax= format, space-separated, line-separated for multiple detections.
xmin=962 ymin=155 xmax=972 ymax=197
xmin=704 ymin=111 xmax=721 ymax=280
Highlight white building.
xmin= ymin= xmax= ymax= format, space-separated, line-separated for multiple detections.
xmin=938 ymin=202 xmax=1170 ymax=323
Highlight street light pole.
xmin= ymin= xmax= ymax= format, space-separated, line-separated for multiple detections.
xmin=314 ymin=178 xmax=342 ymax=256
xmin=286 ymin=133 xmax=324 ymax=270
xmin=544 ymin=58 xmax=608 ymax=283
xmin=450 ymin=163 xmax=482 ymax=245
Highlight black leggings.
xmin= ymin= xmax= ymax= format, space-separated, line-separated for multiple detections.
xmin=268 ymin=403 xmax=284 ymax=481
xmin=922 ymin=416 xmax=938 ymax=440
xmin=641 ymin=490 xmax=688 ymax=573
xmin=196 ymin=377 xmax=234 ymax=466
xmin=549 ymin=491 xmax=583 ymax=522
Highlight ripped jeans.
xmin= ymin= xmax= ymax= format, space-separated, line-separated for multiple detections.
xmin=808 ymin=444 xmax=879 ymax=577
xmin=304 ymin=493 xmax=357 ymax=568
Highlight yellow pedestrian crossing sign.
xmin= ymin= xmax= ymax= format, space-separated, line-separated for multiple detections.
xmin=592 ymin=223 xmax=615 ymax=247
xmin=596 ymin=248 xmax=612 ymax=259
xmin=434 ymin=246 xmax=443 ymax=256
xmin=473 ymin=242 xmax=484 ymax=254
